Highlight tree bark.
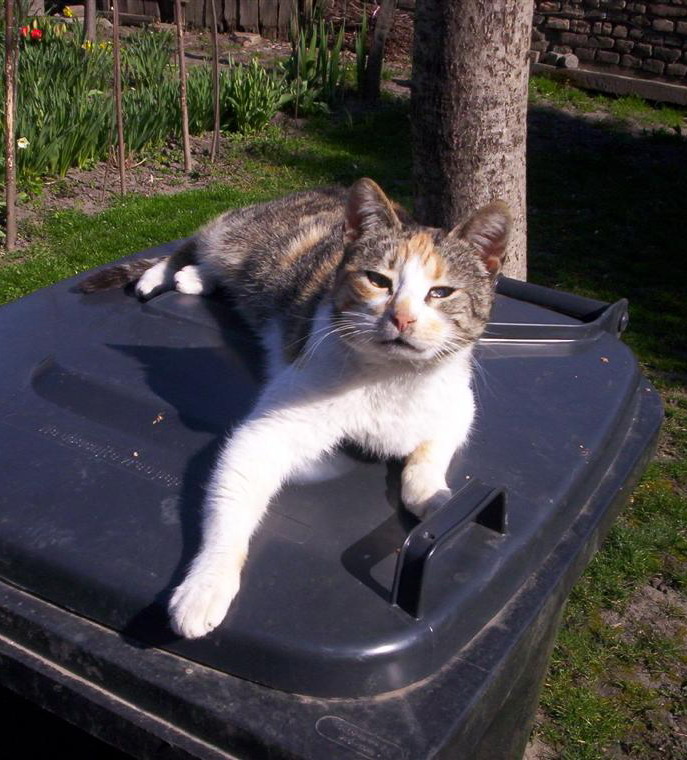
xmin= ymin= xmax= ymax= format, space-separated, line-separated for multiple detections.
xmin=411 ymin=0 xmax=533 ymax=280
xmin=363 ymin=0 xmax=396 ymax=102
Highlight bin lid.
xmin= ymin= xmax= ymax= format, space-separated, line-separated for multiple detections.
xmin=0 ymin=244 xmax=648 ymax=697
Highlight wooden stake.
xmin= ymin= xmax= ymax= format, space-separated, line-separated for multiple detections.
xmin=84 ymin=0 xmax=97 ymax=44
xmin=209 ymin=0 xmax=220 ymax=163
xmin=4 ymin=0 xmax=18 ymax=251
xmin=112 ymin=0 xmax=126 ymax=195
xmin=363 ymin=0 xmax=396 ymax=102
xmin=175 ymin=0 xmax=192 ymax=173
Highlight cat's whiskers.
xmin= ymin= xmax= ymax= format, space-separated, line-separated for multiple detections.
xmin=469 ymin=353 xmax=498 ymax=407
xmin=283 ymin=317 xmax=358 ymax=356
xmin=431 ymin=336 xmax=467 ymax=362
xmin=296 ymin=322 xmax=365 ymax=367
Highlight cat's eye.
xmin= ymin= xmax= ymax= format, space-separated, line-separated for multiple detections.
xmin=427 ymin=286 xmax=455 ymax=299
xmin=365 ymin=271 xmax=393 ymax=291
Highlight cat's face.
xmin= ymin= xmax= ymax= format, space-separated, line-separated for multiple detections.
xmin=332 ymin=179 xmax=511 ymax=364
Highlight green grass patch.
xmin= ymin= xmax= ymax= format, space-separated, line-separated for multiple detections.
xmin=530 ymin=74 xmax=601 ymax=113
xmin=530 ymin=74 xmax=687 ymax=131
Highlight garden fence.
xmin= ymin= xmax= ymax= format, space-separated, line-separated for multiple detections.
xmin=93 ymin=0 xmax=300 ymax=37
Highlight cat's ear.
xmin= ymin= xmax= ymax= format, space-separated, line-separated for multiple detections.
xmin=343 ymin=178 xmax=401 ymax=245
xmin=455 ymin=201 xmax=512 ymax=277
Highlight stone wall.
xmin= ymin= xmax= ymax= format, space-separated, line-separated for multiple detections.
xmin=532 ymin=1 xmax=687 ymax=80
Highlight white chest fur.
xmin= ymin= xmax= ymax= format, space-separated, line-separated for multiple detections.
xmin=339 ymin=357 xmax=475 ymax=458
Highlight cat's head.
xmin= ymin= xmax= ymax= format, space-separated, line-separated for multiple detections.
xmin=332 ymin=178 xmax=511 ymax=364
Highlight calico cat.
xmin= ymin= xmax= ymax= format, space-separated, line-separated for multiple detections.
xmin=80 ymin=178 xmax=511 ymax=639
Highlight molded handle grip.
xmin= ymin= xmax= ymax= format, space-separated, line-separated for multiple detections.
xmin=486 ymin=276 xmax=629 ymax=343
xmin=392 ymin=479 xmax=507 ymax=618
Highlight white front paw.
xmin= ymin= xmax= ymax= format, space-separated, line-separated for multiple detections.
xmin=402 ymin=465 xmax=451 ymax=519
xmin=403 ymin=488 xmax=452 ymax=520
xmin=169 ymin=559 xmax=242 ymax=639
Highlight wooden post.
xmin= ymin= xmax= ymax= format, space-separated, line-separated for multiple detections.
xmin=175 ymin=0 xmax=192 ymax=173
xmin=363 ymin=0 xmax=396 ymax=102
xmin=239 ymin=0 xmax=259 ymax=33
xmin=112 ymin=0 xmax=126 ymax=195
xmin=84 ymin=0 xmax=97 ymax=43
xmin=277 ymin=0 xmax=294 ymax=39
xmin=209 ymin=0 xmax=221 ymax=163
xmin=4 ymin=0 xmax=18 ymax=251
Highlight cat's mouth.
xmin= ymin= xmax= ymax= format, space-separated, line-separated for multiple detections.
xmin=380 ymin=337 xmax=422 ymax=351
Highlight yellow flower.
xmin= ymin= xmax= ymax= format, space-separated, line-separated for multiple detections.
xmin=17 ymin=137 xmax=29 ymax=150
xmin=82 ymin=40 xmax=93 ymax=50
xmin=63 ymin=6 xmax=74 ymax=17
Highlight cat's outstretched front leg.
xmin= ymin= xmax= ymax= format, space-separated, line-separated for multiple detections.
xmin=169 ymin=403 xmax=339 ymax=639
xmin=401 ymin=436 xmax=465 ymax=520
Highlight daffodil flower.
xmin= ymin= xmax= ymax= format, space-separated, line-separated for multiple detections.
xmin=17 ymin=137 xmax=29 ymax=150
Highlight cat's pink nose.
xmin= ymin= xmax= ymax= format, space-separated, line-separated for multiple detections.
xmin=391 ymin=312 xmax=416 ymax=332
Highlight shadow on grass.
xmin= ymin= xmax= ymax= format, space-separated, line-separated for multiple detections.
xmin=248 ymin=101 xmax=414 ymax=200
xmin=526 ymin=105 xmax=687 ymax=381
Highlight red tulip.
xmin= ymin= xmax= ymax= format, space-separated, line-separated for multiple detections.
xmin=30 ymin=28 xmax=42 ymax=41
xmin=19 ymin=26 xmax=29 ymax=38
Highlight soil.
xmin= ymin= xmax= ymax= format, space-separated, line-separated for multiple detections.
xmin=601 ymin=583 xmax=687 ymax=759
xmin=16 ymin=132 xmax=236 ymax=231
xmin=524 ymin=579 xmax=687 ymax=759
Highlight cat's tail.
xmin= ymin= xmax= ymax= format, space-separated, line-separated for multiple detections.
xmin=78 ymin=238 xmax=196 ymax=294
xmin=78 ymin=257 xmax=167 ymax=293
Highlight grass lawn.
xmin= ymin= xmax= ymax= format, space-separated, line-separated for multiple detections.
xmin=1 ymin=86 xmax=685 ymax=758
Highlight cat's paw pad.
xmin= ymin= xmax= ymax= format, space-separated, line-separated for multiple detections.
xmin=135 ymin=261 xmax=172 ymax=300
xmin=169 ymin=565 xmax=241 ymax=639
xmin=174 ymin=265 xmax=207 ymax=296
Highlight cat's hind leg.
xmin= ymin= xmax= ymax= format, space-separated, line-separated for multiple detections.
xmin=135 ymin=259 xmax=175 ymax=299
xmin=135 ymin=239 xmax=197 ymax=300
xmin=174 ymin=265 xmax=213 ymax=296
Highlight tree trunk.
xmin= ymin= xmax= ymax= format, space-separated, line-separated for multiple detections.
xmin=363 ymin=0 xmax=396 ymax=102
xmin=411 ymin=0 xmax=533 ymax=280
xmin=84 ymin=0 xmax=97 ymax=43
